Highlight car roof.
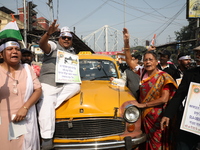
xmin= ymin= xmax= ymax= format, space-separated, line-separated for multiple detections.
xmin=78 ymin=53 xmax=115 ymax=61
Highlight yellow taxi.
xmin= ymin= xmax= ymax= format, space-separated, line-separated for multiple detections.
xmin=53 ymin=52 xmax=146 ymax=150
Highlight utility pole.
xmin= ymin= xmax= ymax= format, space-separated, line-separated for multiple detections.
xmin=47 ymin=0 xmax=54 ymax=24
xmin=124 ymin=0 xmax=126 ymax=28
xmin=23 ymin=0 xmax=27 ymax=47
xmin=104 ymin=25 xmax=108 ymax=52
xmin=94 ymin=33 xmax=95 ymax=51
xmin=114 ymin=30 xmax=118 ymax=51
xmin=168 ymin=35 xmax=171 ymax=43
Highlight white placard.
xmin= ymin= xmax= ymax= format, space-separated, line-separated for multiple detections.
xmin=55 ymin=50 xmax=81 ymax=83
xmin=8 ymin=114 xmax=27 ymax=140
xmin=111 ymin=78 xmax=126 ymax=87
xmin=180 ymin=82 xmax=200 ymax=135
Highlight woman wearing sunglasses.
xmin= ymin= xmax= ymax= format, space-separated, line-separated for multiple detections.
xmin=37 ymin=19 xmax=80 ymax=149
xmin=0 ymin=38 xmax=42 ymax=150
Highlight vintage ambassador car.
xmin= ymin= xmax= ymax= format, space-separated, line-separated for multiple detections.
xmin=53 ymin=52 xmax=146 ymax=150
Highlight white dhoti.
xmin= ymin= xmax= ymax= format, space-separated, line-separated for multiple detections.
xmin=37 ymin=83 xmax=80 ymax=138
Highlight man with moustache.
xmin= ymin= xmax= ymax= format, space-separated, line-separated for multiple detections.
xmin=37 ymin=20 xmax=80 ymax=150
xmin=175 ymin=52 xmax=191 ymax=80
xmin=161 ymin=47 xmax=200 ymax=150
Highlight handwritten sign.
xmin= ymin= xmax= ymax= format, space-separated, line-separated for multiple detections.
xmin=180 ymin=82 xmax=200 ymax=135
xmin=55 ymin=50 xmax=81 ymax=83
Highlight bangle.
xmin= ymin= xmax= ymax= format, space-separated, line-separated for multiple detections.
xmin=124 ymin=48 xmax=130 ymax=50
xmin=145 ymin=102 xmax=148 ymax=107
xmin=23 ymin=106 xmax=28 ymax=110
xmin=46 ymin=32 xmax=51 ymax=36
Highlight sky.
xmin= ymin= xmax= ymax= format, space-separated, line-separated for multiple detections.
xmin=0 ymin=0 xmax=189 ymax=51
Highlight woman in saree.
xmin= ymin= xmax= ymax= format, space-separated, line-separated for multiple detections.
xmin=123 ymin=28 xmax=178 ymax=150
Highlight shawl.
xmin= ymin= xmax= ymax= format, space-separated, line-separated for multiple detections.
xmin=22 ymin=64 xmax=40 ymax=150
xmin=140 ymin=71 xmax=177 ymax=119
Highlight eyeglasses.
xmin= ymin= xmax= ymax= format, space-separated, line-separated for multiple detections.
xmin=13 ymin=80 xmax=18 ymax=95
xmin=143 ymin=58 xmax=155 ymax=62
xmin=61 ymin=36 xmax=72 ymax=40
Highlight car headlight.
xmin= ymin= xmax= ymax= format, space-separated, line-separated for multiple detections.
xmin=124 ymin=106 xmax=140 ymax=123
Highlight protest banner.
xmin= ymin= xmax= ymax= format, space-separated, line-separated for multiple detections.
xmin=55 ymin=50 xmax=81 ymax=83
xmin=180 ymin=82 xmax=200 ymax=135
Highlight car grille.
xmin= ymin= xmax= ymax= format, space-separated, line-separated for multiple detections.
xmin=54 ymin=118 xmax=125 ymax=139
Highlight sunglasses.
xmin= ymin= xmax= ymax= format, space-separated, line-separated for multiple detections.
xmin=61 ymin=36 xmax=72 ymax=40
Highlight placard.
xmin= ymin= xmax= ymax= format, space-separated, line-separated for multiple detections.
xmin=180 ymin=82 xmax=200 ymax=135
xmin=55 ymin=50 xmax=81 ymax=83
xmin=111 ymin=78 xmax=126 ymax=87
xmin=187 ymin=0 xmax=200 ymax=18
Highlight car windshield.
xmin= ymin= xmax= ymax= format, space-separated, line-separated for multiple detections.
xmin=79 ymin=59 xmax=118 ymax=80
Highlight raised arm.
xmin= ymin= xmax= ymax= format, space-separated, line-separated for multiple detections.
xmin=39 ymin=19 xmax=59 ymax=54
xmin=123 ymin=28 xmax=137 ymax=70
xmin=147 ymin=45 xmax=156 ymax=51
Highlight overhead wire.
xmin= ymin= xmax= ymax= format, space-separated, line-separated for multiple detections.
xmin=144 ymin=3 xmax=186 ymax=40
xmin=33 ymin=0 xmax=51 ymax=21
xmin=143 ymin=0 xmax=167 ymax=18
xmin=106 ymin=0 xmax=173 ymax=27
xmin=56 ymin=0 xmax=59 ymax=22
xmin=78 ymin=0 xmax=186 ymax=45
xmin=108 ymin=0 xmax=186 ymax=42
xmin=109 ymin=0 xmax=184 ymax=27
xmin=51 ymin=0 xmax=54 ymax=20
xmin=112 ymin=0 xmax=169 ymax=19
xmin=70 ymin=0 xmax=110 ymax=28
xmin=16 ymin=0 xmax=18 ymax=14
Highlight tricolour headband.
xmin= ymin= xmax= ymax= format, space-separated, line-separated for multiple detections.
xmin=179 ymin=55 xmax=191 ymax=60
xmin=0 ymin=41 xmax=20 ymax=52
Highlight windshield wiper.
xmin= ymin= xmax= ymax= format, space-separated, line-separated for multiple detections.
xmin=90 ymin=76 xmax=113 ymax=81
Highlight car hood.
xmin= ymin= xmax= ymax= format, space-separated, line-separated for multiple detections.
xmin=56 ymin=80 xmax=135 ymax=119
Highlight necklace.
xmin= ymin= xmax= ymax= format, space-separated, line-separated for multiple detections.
xmin=0 ymin=64 xmax=22 ymax=95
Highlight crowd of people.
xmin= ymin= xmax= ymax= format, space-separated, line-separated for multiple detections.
xmin=122 ymin=28 xmax=200 ymax=150
xmin=0 ymin=20 xmax=200 ymax=150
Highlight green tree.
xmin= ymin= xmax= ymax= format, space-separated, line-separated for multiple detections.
xmin=175 ymin=19 xmax=196 ymax=41
xmin=174 ymin=19 xmax=197 ymax=54
xmin=132 ymin=46 xmax=146 ymax=52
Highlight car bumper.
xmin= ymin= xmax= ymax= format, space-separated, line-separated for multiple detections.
xmin=53 ymin=133 xmax=146 ymax=150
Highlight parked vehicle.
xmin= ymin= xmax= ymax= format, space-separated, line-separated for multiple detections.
xmin=53 ymin=52 xmax=146 ymax=150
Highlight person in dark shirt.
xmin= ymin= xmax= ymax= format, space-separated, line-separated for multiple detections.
xmin=157 ymin=49 xmax=177 ymax=80
xmin=193 ymin=46 xmax=200 ymax=67
xmin=21 ymin=49 xmax=41 ymax=77
xmin=174 ymin=52 xmax=191 ymax=80
xmin=21 ymin=49 xmax=34 ymax=65
xmin=118 ymin=60 xmax=129 ymax=73
xmin=160 ymin=46 xmax=200 ymax=150
xmin=113 ymin=53 xmax=140 ymax=99
xmin=123 ymin=53 xmax=141 ymax=99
